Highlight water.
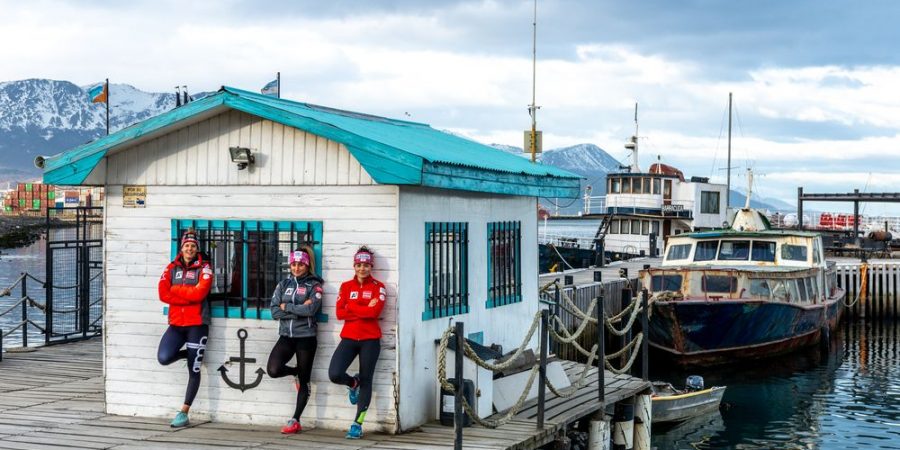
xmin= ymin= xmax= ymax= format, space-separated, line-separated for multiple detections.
xmin=652 ymin=321 xmax=900 ymax=449
xmin=0 ymin=236 xmax=48 ymax=347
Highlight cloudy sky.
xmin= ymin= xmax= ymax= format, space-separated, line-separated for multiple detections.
xmin=3 ymin=0 xmax=900 ymax=212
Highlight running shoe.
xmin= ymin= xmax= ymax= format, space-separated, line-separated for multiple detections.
xmin=170 ymin=411 xmax=189 ymax=428
xmin=348 ymin=375 xmax=360 ymax=405
xmin=346 ymin=422 xmax=363 ymax=439
xmin=281 ymin=418 xmax=302 ymax=434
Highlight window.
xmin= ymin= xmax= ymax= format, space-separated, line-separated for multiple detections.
xmin=610 ymin=219 xmax=620 ymax=234
xmin=424 ymin=222 xmax=469 ymax=320
xmin=750 ymin=279 xmax=770 ymax=299
xmin=718 ymin=241 xmax=750 ymax=260
xmin=781 ymin=244 xmax=808 ymax=261
xmin=667 ymin=244 xmax=692 ymax=260
xmin=632 ymin=177 xmax=642 ymax=194
xmin=751 ymin=241 xmax=776 ymax=262
xmin=651 ymin=274 xmax=683 ymax=291
xmin=622 ymin=178 xmax=632 ymax=194
xmin=487 ymin=221 xmax=522 ymax=308
xmin=651 ymin=221 xmax=660 ymax=236
xmin=610 ymin=178 xmax=620 ymax=193
xmin=641 ymin=220 xmax=650 ymax=235
xmin=642 ymin=178 xmax=651 ymax=194
xmin=694 ymin=241 xmax=719 ymax=261
xmin=797 ymin=278 xmax=808 ymax=302
xmin=631 ymin=220 xmax=640 ymax=235
xmin=171 ymin=219 xmax=322 ymax=319
xmin=813 ymin=239 xmax=822 ymax=264
xmin=701 ymin=191 xmax=720 ymax=214
xmin=620 ymin=220 xmax=631 ymax=234
xmin=702 ymin=275 xmax=737 ymax=293
xmin=652 ymin=178 xmax=661 ymax=195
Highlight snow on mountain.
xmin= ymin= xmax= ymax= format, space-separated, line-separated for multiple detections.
xmin=540 ymin=143 xmax=623 ymax=178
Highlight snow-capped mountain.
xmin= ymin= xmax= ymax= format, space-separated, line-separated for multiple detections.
xmin=0 ymin=79 xmax=175 ymax=183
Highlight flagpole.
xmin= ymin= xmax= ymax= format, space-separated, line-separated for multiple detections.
xmin=277 ymin=72 xmax=280 ymax=99
xmin=105 ymin=78 xmax=110 ymax=135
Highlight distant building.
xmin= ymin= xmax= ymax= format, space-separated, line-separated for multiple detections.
xmin=42 ymin=87 xmax=579 ymax=432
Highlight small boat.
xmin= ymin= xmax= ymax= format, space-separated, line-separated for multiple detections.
xmin=652 ymin=376 xmax=725 ymax=424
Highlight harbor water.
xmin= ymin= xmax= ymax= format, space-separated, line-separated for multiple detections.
xmin=0 ymin=236 xmax=48 ymax=347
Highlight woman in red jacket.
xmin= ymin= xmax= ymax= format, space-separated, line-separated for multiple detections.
xmin=157 ymin=230 xmax=213 ymax=428
xmin=328 ymin=246 xmax=386 ymax=439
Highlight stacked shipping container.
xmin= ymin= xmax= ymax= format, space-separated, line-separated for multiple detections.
xmin=1 ymin=183 xmax=103 ymax=214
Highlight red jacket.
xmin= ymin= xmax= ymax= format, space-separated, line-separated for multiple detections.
xmin=336 ymin=276 xmax=386 ymax=340
xmin=158 ymin=255 xmax=213 ymax=326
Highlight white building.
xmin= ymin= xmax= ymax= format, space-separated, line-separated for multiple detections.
xmin=41 ymin=87 xmax=580 ymax=432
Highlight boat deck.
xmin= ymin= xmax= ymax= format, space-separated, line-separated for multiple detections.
xmin=0 ymin=339 xmax=650 ymax=450
xmin=539 ymin=258 xmax=661 ymax=287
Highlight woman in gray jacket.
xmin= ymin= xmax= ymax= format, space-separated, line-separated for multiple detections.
xmin=267 ymin=246 xmax=323 ymax=434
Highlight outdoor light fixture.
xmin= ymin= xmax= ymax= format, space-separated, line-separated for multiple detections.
xmin=229 ymin=147 xmax=255 ymax=170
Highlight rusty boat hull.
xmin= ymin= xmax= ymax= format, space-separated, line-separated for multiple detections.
xmin=648 ymin=290 xmax=844 ymax=366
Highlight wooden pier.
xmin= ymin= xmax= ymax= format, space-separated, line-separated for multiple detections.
xmin=0 ymin=339 xmax=649 ymax=450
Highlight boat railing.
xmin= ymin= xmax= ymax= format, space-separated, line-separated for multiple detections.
xmin=582 ymin=195 xmax=696 ymax=217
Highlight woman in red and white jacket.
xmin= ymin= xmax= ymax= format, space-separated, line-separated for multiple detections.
xmin=328 ymin=246 xmax=386 ymax=439
xmin=157 ymin=229 xmax=213 ymax=428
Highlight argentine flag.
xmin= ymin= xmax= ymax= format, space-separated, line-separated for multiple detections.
xmin=260 ymin=79 xmax=278 ymax=97
xmin=88 ymin=83 xmax=107 ymax=103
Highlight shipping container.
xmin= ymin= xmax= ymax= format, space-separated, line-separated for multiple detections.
xmin=48 ymin=191 xmax=55 ymax=200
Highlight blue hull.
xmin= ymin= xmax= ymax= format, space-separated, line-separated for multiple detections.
xmin=649 ymin=291 xmax=844 ymax=365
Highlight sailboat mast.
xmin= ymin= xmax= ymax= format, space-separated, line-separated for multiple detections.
xmin=727 ymin=92 xmax=732 ymax=209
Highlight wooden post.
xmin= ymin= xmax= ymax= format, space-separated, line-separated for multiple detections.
xmin=641 ymin=289 xmax=649 ymax=381
xmin=588 ymin=411 xmax=610 ymax=450
xmin=537 ymin=309 xmax=549 ymax=429
xmin=454 ymin=321 xmax=464 ymax=450
xmin=620 ymin=286 xmax=633 ymax=369
xmin=612 ymin=398 xmax=635 ymax=450
xmin=598 ymin=291 xmax=605 ymax=405
xmin=632 ymin=392 xmax=652 ymax=450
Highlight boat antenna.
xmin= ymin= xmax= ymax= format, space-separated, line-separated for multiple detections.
xmin=744 ymin=167 xmax=753 ymax=209
xmin=527 ymin=0 xmax=541 ymax=163
xmin=727 ymin=92 xmax=732 ymax=209
xmin=624 ymin=103 xmax=639 ymax=172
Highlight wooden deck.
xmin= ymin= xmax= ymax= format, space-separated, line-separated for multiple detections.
xmin=0 ymin=340 xmax=650 ymax=450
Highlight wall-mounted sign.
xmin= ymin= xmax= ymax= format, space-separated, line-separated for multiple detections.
xmin=123 ymin=185 xmax=146 ymax=208
xmin=662 ymin=204 xmax=684 ymax=213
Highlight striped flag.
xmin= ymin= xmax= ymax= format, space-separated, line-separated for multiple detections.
xmin=88 ymin=82 xmax=108 ymax=103
xmin=260 ymin=79 xmax=279 ymax=97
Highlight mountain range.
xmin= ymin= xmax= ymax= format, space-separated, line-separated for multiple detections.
xmin=0 ymin=78 xmax=790 ymax=213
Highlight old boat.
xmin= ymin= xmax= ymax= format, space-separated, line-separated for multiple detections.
xmin=651 ymin=376 xmax=725 ymax=424
xmin=639 ymin=207 xmax=845 ymax=366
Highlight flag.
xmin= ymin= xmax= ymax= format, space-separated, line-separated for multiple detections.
xmin=88 ymin=82 xmax=108 ymax=104
xmin=260 ymin=79 xmax=278 ymax=97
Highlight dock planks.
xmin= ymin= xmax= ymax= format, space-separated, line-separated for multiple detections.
xmin=0 ymin=339 xmax=649 ymax=449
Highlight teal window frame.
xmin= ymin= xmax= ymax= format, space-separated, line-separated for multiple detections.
xmin=423 ymin=222 xmax=469 ymax=320
xmin=486 ymin=221 xmax=522 ymax=308
xmin=169 ymin=219 xmax=324 ymax=320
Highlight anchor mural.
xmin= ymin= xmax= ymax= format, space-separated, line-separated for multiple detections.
xmin=218 ymin=328 xmax=265 ymax=392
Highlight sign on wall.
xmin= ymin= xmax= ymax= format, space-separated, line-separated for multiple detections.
xmin=123 ymin=185 xmax=146 ymax=208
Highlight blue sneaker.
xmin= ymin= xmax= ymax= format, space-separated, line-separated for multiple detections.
xmin=170 ymin=411 xmax=189 ymax=428
xmin=348 ymin=375 xmax=360 ymax=405
xmin=346 ymin=422 xmax=363 ymax=439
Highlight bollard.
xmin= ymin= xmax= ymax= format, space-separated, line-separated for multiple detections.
xmin=588 ymin=412 xmax=611 ymax=450
xmin=594 ymin=271 xmax=603 ymax=282
xmin=612 ymin=398 xmax=635 ymax=450
xmin=633 ymin=393 xmax=652 ymax=450
xmin=537 ymin=309 xmax=549 ymax=429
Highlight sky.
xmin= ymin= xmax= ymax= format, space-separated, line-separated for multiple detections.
xmin=3 ymin=0 xmax=900 ymax=213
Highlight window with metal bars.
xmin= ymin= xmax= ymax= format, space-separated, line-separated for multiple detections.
xmin=423 ymin=222 xmax=469 ymax=320
xmin=171 ymin=219 xmax=322 ymax=320
xmin=487 ymin=221 xmax=522 ymax=308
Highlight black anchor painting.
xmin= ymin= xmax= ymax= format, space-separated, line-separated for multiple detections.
xmin=218 ymin=328 xmax=265 ymax=392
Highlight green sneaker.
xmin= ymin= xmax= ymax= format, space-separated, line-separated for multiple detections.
xmin=170 ymin=411 xmax=189 ymax=428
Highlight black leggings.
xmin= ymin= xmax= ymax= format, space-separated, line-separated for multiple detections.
xmin=328 ymin=338 xmax=380 ymax=424
xmin=266 ymin=336 xmax=317 ymax=420
xmin=157 ymin=324 xmax=208 ymax=407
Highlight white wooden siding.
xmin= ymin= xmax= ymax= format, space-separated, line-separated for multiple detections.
xmin=395 ymin=187 xmax=539 ymax=430
xmin=103 ymin=185 xmax=399 ymax=432
xmin=104 ymin=110 xmax=375 ymax=186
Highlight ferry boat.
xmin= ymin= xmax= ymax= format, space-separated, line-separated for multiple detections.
xmin=639 ymin=207 xmax=845 ymax=366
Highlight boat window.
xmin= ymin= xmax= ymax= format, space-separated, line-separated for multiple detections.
xmin=694 ymin=241 xmax=719 ymax=261
xmin=770 ymin=280 xmax=790 ymax=302
xmin=718 ymin=241 xmax=750 ymax=260
xmin=610 ymin=178 xmax=620 ymax=193
xmin=749 ymin=279 xmax=770 ymax=299
xmin=622 ymin=178 xmax=632 ymax=194
xmin=631 ymin=220 xmax=640 ymax=235
xmin=663 ymin=180 xmax=672 ymax=198
xmin=652 ymin=221 xmax=660 ymax=235
xmin=620 ymin=220 xmax=631 ymax=234
xmin=641 ymin=221 xmax=650 ymax=235
xmin=813 ymin=239 xmax=822 ymax=264
xmin=790 ymin=280 xmax=802 ymax=303
xmin=633 ymin=177 xmax=643 ymax=193
xmin=806 ymin=276 xmax=816 ymax=301
xmin=642 ymin=177 xmax=651 ymax=194
xmin=653 ymin=178 xmax=661 ymax=195
xmin=667 ymin=244 xmax=692 ymax=260
xmin=751 ymin=241 xmax=777 ymax=262
xmin=700 ymin=191 xmax=720 ymax=214
xmin=797 ymin=278 xmax=809 ymax=302
xmin=652 ymin=274 xmax=683 ymax=291
xmin=702 ymin=275 xmax=737 ymax=293
xmin=610 ymin=219 xmax=620 ymax=234
xmin=781 ymin=244 xmax=808 ymax=261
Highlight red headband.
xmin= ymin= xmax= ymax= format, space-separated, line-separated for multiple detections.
xmin=354 ymin=251 xmax=374 ymax=266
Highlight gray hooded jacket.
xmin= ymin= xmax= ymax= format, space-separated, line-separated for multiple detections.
xmin=270 ymin=273 xmax=323 ymax=338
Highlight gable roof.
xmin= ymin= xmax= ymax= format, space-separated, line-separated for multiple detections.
xmin=42 ymin=86 xmax=581 ymax=198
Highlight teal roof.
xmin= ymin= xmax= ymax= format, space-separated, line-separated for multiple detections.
xmin=43 ymin=86 xmax=581 ymax=198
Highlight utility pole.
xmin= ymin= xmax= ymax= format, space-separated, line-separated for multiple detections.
xmin=727 ymin=92 xmax=732 ymax=209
